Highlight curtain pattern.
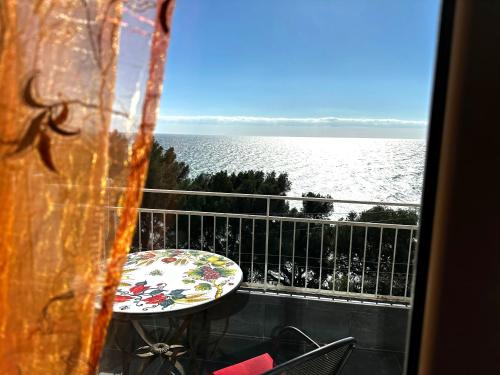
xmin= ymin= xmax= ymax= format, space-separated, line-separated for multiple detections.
xmin=0 ymin=1 xmax=175 ymax=374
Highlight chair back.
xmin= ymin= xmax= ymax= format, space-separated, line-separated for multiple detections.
xmin=262 ymin=337 xmax=356 ymax=375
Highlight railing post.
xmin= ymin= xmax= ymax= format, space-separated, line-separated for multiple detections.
xmin=175 ymin=214 xmax=178 ymax=248
xmin=361 ymin=226 xmax=368 ymax=294
xmin=238 ymin=218 xmax=242 ymax=265
xmin=188 ymin=214 xmax=191 ymax=250
xmin=375 ymin=227 xmax=384 ymax=296
xmin=291 ymin=222 xmax=296 ymax=287
xmin=318 ymin=224 xmax=324 ymax=290
xmin=213 ymin=216 xmax=216 ymax=253
xmin=138 ymin=211 xmax=142 ymax=251
xmin=305 ymin=222 xmax=310 ymax=288
xmin=347 ymin=225 xmax=353 ymax=293
xmin=200 ymin=215 xmax=204 ymax=251
xmin=251 ymin=219 xmax=255 ymax=283
xmin=405 ymin=229 xmax=414 ymax=297
xmin=390 ymin=228 xmax=399 ymax=296
xmin=278 ymin=220 xmax=283 ymax=286
xmin=225 ymin=217 xmax=229 ymax=257
xmin=264 ymin=197 xmax=270 ymax=290
xmin=150 ymin=212 xmax=154 ymax=250
xmin=163 ymin=213 xmax=166 ymax=249
xmin=332 ymin=225 xmax=338 ymax=293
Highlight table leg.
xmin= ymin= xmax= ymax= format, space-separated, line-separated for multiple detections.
xmin=130 ymin=317 xmax=192 ymax=374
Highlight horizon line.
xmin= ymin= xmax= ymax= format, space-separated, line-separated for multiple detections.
xmin=157 ymin=114 xmax=428 ymax=127
xmin=153 ymin=131 xmax=426 ymax=140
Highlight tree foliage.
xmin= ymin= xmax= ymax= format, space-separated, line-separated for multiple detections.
xmin=142 ymin=140 xmax=190 ymax=210
xmin=185 ymin=170 xmax=291 ymax=215
xmin=301 ymin=192 xmax=334 ymax=219
xmin=348 ymin=205 xmax=419 ymax=225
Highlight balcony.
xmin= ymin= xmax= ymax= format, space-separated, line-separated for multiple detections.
xmin=100 ymin=189 xmax=419 ymax=375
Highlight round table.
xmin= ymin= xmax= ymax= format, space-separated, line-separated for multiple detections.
xmin=114 ymin=249 xmax=243 ymax=315
xmin=112 ymin=249 xmax=243 ymax=374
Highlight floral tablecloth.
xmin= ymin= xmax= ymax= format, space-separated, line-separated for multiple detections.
xmin=113 ymin=249 xmax=243 ymax=314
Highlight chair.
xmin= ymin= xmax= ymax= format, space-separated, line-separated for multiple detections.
xmin=212 ymin=326 xmax=355 ymax=375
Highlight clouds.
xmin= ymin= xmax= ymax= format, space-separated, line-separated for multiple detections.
xmin=158 ymin=115 xmax=426 ymax=127
xmin=156 ymin=114 xmax=428 ymax=138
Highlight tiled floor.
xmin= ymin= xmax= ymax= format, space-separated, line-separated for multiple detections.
xmin=99 ymin=348 xmax=232 ymax=375
xmin=98 ymin=319 xmax=239 ymax=375
xmin=99 ymin=339 xmax=404 ymax=375
xmin=99 ymin=291 xmax=409 ymax=375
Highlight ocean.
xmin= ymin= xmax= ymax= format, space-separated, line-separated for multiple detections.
xmin=155 ymin=134 xmax=426 ymax=215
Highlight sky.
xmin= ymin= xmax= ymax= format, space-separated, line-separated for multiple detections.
xmin=157 ymin=0 xmax=441 ymax=138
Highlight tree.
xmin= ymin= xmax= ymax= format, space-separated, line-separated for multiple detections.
xmin=349 ymin=205 xmax=419 ymax=225
xmin=135 ymin=141 xmax=190 ymax=249
xmin=186 ymin=170 xmax=291 ymax=215
xmin=143 ymin=140 xmax=189 ymax=203
xmin=300 ymin=192 xmax=334 ymax=219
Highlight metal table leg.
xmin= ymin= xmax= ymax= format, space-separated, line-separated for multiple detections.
xmin=130 ymin=316 xmax=193 ymax=375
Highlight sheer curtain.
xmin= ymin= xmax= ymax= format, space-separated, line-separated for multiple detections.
xmin=0 ymin=1 xmax=175 ymax=373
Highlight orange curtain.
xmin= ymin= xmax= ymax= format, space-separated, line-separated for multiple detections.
xmin=0 ymin=1 xmax=175 ymax=374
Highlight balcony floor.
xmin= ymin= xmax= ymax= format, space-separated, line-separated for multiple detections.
xmin=99 ymin=290 xmax=409 ymax=375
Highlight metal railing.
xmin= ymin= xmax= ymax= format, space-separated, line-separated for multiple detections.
xmin=109 ymin=189 xmax=419 ymax=305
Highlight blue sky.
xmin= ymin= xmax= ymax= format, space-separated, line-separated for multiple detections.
xmin=157 ymin=0 xmax=441 ymax=138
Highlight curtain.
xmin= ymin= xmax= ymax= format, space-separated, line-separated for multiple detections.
xmin=0 ymin=1 xmax=175 ymax=373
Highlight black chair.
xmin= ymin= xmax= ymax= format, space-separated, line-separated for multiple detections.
xmin=213 ymin=326 xmax=355 ymax=375
xmin=264 ymin=326 xmax=355 ymax=375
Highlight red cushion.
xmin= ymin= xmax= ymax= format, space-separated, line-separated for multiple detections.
xmin=212 ymin=353 xmax=274 ymax=375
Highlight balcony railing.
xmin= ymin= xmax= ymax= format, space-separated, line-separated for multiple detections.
xmin=109 ymin=189 xmax=419 ymax=305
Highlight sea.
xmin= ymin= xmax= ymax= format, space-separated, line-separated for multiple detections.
xmin=155 ymin=134 xmax=426 ymax=216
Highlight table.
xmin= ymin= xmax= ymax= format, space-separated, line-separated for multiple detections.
xmin=112 ymin=249 xmax=243 ymax=374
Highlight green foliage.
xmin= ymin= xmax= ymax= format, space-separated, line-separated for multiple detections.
xmin=142 ymin=140 xmax=190 ymax=209
xmin=146 ymin=140 xmax=190 ymax=189
xmin=300 ymin=192 xmax=334 ymax=218
xmin=186 ymin=170 xmax=291 ymax=215
xmin=348 ymin=205 xmax=419 ymax=225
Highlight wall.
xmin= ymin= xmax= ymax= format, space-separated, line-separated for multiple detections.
xmin=204 ymin=292 xmax=408 ymax=374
